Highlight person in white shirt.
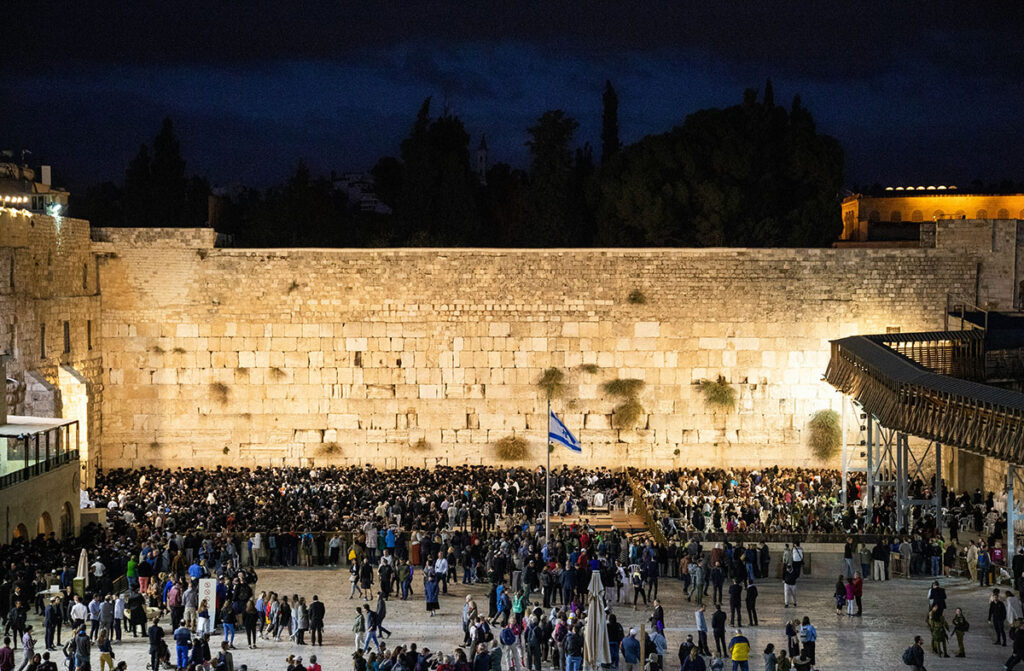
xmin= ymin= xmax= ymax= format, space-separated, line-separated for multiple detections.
xmin=434 ymin=552 xmax=450 ymax=595
xmin=113 ymin=595 xmax=126 ymax=642
xmin=70 ymin=596 xmax=89 ymax=626
xmin=1007 ymin=591 xmax=1023 ymax=622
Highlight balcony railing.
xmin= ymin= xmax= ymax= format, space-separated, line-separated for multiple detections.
xmin=0 ymin=449 xmax=79 ymax=490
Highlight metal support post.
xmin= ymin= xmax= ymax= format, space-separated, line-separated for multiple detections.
xmin=1009 ymin=466 xmax=1017 ymax=560
xmin=895 ymin=432 xmax=906 ymax=531
xmin=934 ymin=442 xmax=943 ymax=534
xmin=841 ymin=399 xmax=847 ymax=507
xmin=865 ymin=416 xmax=874 ymax=527
xmin=545 ymin=397 xmax=550 ymax=551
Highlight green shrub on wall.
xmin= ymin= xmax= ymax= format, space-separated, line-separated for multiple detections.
xmin=537 ymin=367 xmax=565 ymax=399
xmin=210 ymin=382 xmax=230 ymax=405
xmin=613 ymin=397 xmax=645 ymax=429
xmin=602 ymin=378 xmax=646 ymax=430
xmin=699 ymin=375 xmax=735 ymax=411
xmin=602 ymin=378 xmax=645 ymax=398
xmin=494 ymin=435 xmax=529 ymax=461
xmin=319 ymin=442 xmax=341 ymax=456
xmin=577 ymin=363 xmax=599 ymax=375
xmin=627 ymin=288 xmax=647 ymax=304
xmin=808 ymin=409 xmax=841 ymax=461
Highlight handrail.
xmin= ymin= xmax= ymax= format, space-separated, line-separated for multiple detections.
xmin=0 ymin=449 xmax=79 ymax=490
xmin=825 ymin=332 xmax=1024 ymax=463
xmin=623 ymin=467 xmax=669 ymax=545
xmin=945 ymin=293 xmax=989 ymax=331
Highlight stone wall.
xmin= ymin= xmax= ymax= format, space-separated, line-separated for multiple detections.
xmin=0 ymin=209 xmax=104 ymax=487
xmin=93 ymin=224 xmax=1015 ymax=471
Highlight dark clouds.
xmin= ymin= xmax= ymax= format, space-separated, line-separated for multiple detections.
xmin=3 ymin=3 xmax=1023 ymax=190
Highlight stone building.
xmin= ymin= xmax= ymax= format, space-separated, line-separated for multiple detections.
xmin=841 ymin=188 xmax=1024 ymax=243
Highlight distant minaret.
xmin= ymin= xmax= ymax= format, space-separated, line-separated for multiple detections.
xmin=476 ymin=134 xmax=488 ymax=185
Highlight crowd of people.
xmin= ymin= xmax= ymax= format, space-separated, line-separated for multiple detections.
xmin=2 ymin=464 xmax=1022 ymax=671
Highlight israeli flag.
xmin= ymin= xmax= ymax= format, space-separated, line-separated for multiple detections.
xmin=548 ymin=410 xmax=582 ymax=453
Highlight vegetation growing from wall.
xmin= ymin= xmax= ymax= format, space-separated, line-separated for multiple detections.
xmin=577 ymin=363 xmax=600 ymax=374
xmin=494 ymin=435 xmax=529 ymax=461
xmin=613 ymin=397 xmax=645 ymax=429
xmin=410 ymin=437 xmax=430 ymax=451
xmin=537 ymin=367 xmax=565 ymax=399
xmin=319 ymin=442 xmax=341 ymax=456
xmin=602 ymin=378 xmax=644 ymax=398
xmin=627 ymin=288 xmax=647 ymax=304
xmin=699 ymin=375 xmax=736 ymax=411
xmin=808 ymin=409 xmax=841 ymax=461
xmin=210 ymin=382 xmax=230 ymax=404
xmin=603 ymin=378 xmax=646 ymax=429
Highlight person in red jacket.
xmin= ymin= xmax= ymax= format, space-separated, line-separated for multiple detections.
xmin=852 ymin=572 xmax=864 ymax=617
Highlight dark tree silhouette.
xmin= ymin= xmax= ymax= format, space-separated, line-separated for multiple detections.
xmin=596 ymin=87 xmax=843 ymax=247
xmin=601 ymin=80 xmax=621 ymax=165
xmin=525 ymin=110 xmax=579 ymax=245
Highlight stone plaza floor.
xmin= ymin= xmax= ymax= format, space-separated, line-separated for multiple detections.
xmin=20 ymin=567 xmax=1013 ymax=671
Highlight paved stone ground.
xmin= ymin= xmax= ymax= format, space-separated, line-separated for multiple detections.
xmin=19 ymin=568 xmax=1013 ymax=671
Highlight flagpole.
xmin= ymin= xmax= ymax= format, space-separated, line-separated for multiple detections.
xmin=545 ymin=395 xmax=551 ymax=551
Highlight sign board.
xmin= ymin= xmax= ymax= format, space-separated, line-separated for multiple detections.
xmin=198 ymin=578 xmax=217 ymax=614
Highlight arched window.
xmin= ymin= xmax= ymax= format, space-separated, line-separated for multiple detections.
xmin=954 ymin=210 xmax=966 ymax=219
xmin=868 ymin=210 xmax=880 ymax=222
xmin=60 ymin=502 xmax=74 ymax=538
xmin=911 ymin=210 xmax=924 ymax=222
xmin=890 ymin=210 xmax=902 ymax=222
xmin=976 ymin=209 xmax=988 ymax=219
xmin=12 ymin=523 xmax=28 ymax=541
xmin=37 ymin=511 xmax=53 ymax=537
xmin=933 ymin=210 xmax=944 ymax=219
xmin=998 ymin=209 xmax=1010 ymax=219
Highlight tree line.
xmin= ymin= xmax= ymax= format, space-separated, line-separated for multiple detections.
xmin=75 ymin=80 xmax=847 ymax=247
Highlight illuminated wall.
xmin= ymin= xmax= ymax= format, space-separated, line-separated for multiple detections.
xmin=92 ymin=224 xmax=1016 ymax=472
xmin=842 ymin=192 xmax=1024 ymax=240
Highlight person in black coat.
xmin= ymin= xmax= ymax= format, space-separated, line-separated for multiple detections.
xmin=927 ymin=581 xmax=947 ymax=616
xmin=375 ymin=593 xmax=391 ymax=638
xmin=1013 ymin=549 xmax=1024 ymax=593
xmin=728 ymin=579 xmax=743 ymax=627
xmin=905 ymin=636 xmax=926 ymax=671
xmin=745 ymin=580 xmax=759 ymax=626
xmin=649 ymin=600 xmax=664 ymax=634
xmin=147 ymin=618 xmax=165 ymax=671
xmin=989 ymin=590 xmax=1008 ymax=646
xmin=710 ymin=604 xmax=727 ymax=657
xmin=1005 ymin=622 xmax=1024 ymax=669
xmin=308 ymin=596 xmax=325 ymax=646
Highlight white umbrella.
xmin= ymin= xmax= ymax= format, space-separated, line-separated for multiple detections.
xmin=77 ymin=548 xmax=89 ymax=588
xmin=583 ymin=571 xmax=611 ymax=669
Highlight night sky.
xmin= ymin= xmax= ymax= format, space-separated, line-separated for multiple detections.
xmin=3 ymin=3 xmax=1023 ymax=192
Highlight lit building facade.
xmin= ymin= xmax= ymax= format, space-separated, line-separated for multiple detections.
xmin=841 ymin=188 xmax=1024 ymax=241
